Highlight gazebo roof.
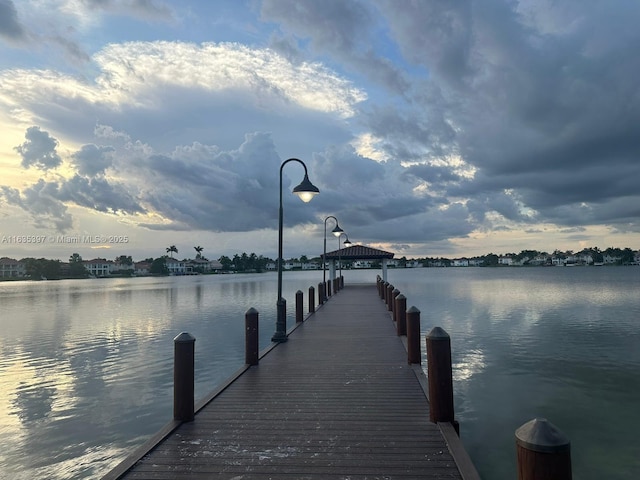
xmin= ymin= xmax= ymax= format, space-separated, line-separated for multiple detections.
xmin=323 ymin=245 xmax=395 ymax=261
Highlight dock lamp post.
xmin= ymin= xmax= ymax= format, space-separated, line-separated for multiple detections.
xmin=338 ymin=233 xmax=351 ymax=282
xmin=323 ymin=216 xmax=343 ymax=294
xmin=272 ymin=158 xmax=319 ymax=343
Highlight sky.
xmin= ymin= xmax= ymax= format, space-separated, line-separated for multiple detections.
xmin=1 ymin=0 xmax=639 ymax=262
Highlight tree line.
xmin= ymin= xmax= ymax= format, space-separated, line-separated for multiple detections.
xmin=7 ymin=245 xmax=638 ymax=280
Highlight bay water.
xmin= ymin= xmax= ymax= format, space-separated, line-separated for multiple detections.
xmin=0 ymin=267 xmax=638 ymax=479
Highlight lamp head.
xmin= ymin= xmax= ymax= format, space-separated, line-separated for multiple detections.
xmin=343 ymin=238 xmax=352 ymax=246
xmin=293 ymin=173 xmax=320 ymax=203
xmin=331 ymin=223 xmax=344 ymax=237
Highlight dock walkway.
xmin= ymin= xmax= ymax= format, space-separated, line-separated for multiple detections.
xmin=110 ymin=283 xmax=478 ymax=479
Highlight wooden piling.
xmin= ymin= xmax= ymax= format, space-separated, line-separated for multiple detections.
xmin=386 ymin=284 xmax=394 ymax=311
xmin=391 ymin=288 xmax=400 ymax=314
xmin=296 ymin=290 xmax=304 ymax=323
xmin=516 ymin=418 xmax=572 ymax=480
xmin=245 ymin=308 xmax=259 ymax=365
xmin=406 ymin=306 xmax=421 ymax=364
xmin=426 ymin=327 xmax=456 ymax=433
xmin=395 ymin=293 xmax=407 ymax=336
xmin=173 ymin=332 xmax=195 ymax=422
xmin=309 ymin=286 xmax=315 ymax=313
xmin=318 ymin=282 xmax=324 ymax=305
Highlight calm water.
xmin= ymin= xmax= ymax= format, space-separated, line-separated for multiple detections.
xmin=1 ymin=268 xmax=639 ymax=479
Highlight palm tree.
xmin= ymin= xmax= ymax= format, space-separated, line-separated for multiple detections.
xmin=166 ymin=245 xmax=178 ymax=258
xmin=194 ymin=246 xmax=203 ymax=259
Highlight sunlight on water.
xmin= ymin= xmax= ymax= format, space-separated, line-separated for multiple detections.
xmin=1 ymin=268 xmax=639 ymax=479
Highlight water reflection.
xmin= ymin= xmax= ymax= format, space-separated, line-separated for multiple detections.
xmin=386 ymin=267 xmax=640 ymax=480
xmin=2 ymin=269 xmax=639 ymax=479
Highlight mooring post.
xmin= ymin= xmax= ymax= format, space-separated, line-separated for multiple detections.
xmin=426 ymin=326 xmax=458 ymax=434
xmin=309 ymin=286 xmax=315 ymax=313
xmin=516 ymin=418 xmax=572 ymax=480
xmin=327 ymin=279 xmax=332 ymax=297
xmin=386 ymin=284 xmax=395 ymax=311
xmin=391 ymin=288 xmax=400 ymax=314
xmin=173 ymin=332 xmax=195 ymax=422
xmin=245 ymin=308 xmax=259 ymax=365
xmin=340 ymin=275 xmax=344 ymax=289
xmin=376 ymin=276 xmax=382 ymax=297
xmin=295 ymin=290 xmax=304 ymax=323
xmin=383 ymin=281 xmax=389 ymax=303
xmin=318 ymin=282 xmax=324 ymax=305
xmin=395 ymin=293 xmax=407 ymax=336
xmin=406 ymin=306 xmax=421 ymax=364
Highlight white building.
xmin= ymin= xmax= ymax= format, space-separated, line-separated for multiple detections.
xmin=0 ymin=257 xmax=26 ymax=278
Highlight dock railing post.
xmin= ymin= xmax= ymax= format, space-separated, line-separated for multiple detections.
xmin=174 ymin=332 xmax=195 ymax=422
xmin=245 ymin=308 xmax=259 ymax=366
xmin=309 ymin=286 xmax=315 ymax=313
xmin=391 ymin=288 xmax=400 ymax=314
xmin=515 ymin=418 xmax=572 ymax=480
xmin=386 ymin=284 xmax=395 ymax=311
xmin=395 ymin=294 xmax=407 ymax=336
xmin=406 ymin=306 xmax=421 ymax=364
xmin=426 ymin=327 xmax=458 ymax=434
xmin=318 ymin=282 xmax=324 ymax=305
xmin=327 ymin=279 xmax=332 ymax=297
xmin=295 ymin=290 xmax=304 ymax=323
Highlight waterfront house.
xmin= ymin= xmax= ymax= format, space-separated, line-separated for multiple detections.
xmin=453 ymin=258 xmax=469 ymax=267
xmin=165 ymin=257 xmax=190 ymax=275
xmin=134 ymin=261 xmax=151 ymax=276
xmin=83 ymin=258 xmax=115 ymax=277
xmin=0 ymin=257 xmax=26 ymax=278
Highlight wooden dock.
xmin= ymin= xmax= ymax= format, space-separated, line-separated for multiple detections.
xmin=105 ymin=283 xmax=480 ymax=479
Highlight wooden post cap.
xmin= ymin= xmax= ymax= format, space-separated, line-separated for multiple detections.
xmin=246 ymin=307 xmax=258 ymax=315
xmin=174 ymin=332 xmax=195 ymax=343
xmin=396 ymin=293 xmax=406 ymax=300
xmin=427 ymin=326 xmax=449 ymax=340
xmin=516 ymin=418 xmax=570 ymax=453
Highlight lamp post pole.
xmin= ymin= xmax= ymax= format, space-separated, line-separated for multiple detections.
xmin=272 ymin=158 xmax=319 ymax=343
xmin=323 ymin=216 xmax=343 ymax=297
xmin=338 ymin=233 xmax=351 ymax=283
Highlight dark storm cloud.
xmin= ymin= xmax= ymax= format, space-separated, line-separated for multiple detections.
xmin=261 ymin=0 xmax=409 ymax=93
xmin=0 ymin=0 xmax=27 ymax=43
xmin=137 ymin=132 xmax=318 ymax=232
xmin=14 ymin=126 xmax=62 ymax=170
xmin=364 ymin=1 xmax=640 ymax=234
xmin=57 ymin=175 xmax=145 ymax=214
xmin=71 ymin=144 xmax=115 ymax=176
xmin=80 ymin=0 xmax=174 ymax=21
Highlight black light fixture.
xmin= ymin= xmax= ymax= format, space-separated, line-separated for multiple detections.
xmin=272 ymin=158 xmax=319 ymax=343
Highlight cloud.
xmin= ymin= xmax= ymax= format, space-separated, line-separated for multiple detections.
xmin=1 ymin=183 xmax=73 ymax=231
xmin=78 ymin=0 xmax=174 ymax=21
xmin=71 ymin=144 xmax=115 ymax=176
xmin=14 ymin=126 xmax=62 ymax=170
xmin=0 ymin=0 xmax=27 ymax=43
xmin=261 ymin=0 xmax=409 ymax=93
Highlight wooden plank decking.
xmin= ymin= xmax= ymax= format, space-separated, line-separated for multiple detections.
xmin=109 ymin=283 xmax=478 ymax=479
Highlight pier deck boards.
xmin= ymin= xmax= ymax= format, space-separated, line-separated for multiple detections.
xmin=115 ymin=284 xmax=468 ymax=479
